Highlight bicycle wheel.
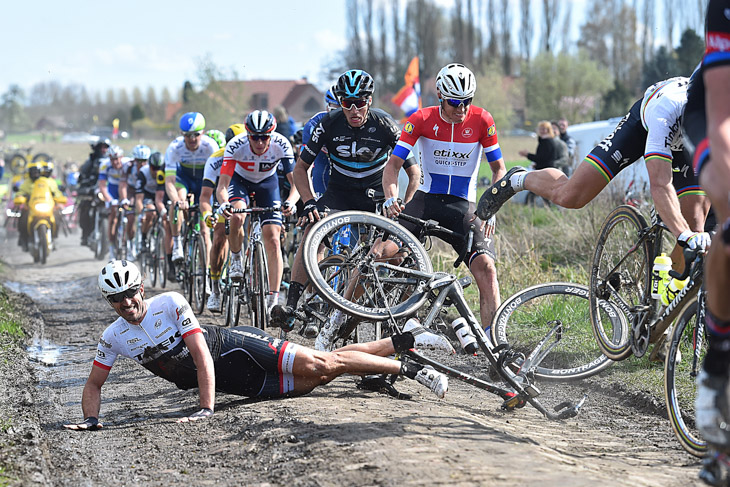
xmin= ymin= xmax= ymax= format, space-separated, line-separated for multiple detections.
xmin=664 ymin=298 xmax=707 ymax=457
xmin=190 ymin=234 xmax=207 ymax=315
xmin=227 ymin=281 xmax=242 ymax=327
xmin=36 ymin=223 xmax=49 ymax=265
xmin=94 ymin=214 xmax=109 ymax=260
xmin=303 ymin=211 xmax=433 ymax=321
xmin=149 ymin=228 xmax=158 ymax=287
xmin=31 ymin=153 xmax=52 ymax=163
xmin=590 ymin=205 xmax=650 ymax=361
xmin=115 ymin=214 xmax=127 ymax=260
xmin=492 ymin=283 xmax=624 ymax=381
xmin=9 ymin=153 xmax=27 ymax=174
xmin=252 ymin=240 xmax=269 ymax=330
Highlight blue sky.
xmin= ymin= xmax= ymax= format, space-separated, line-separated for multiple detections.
xmin=0 ymin=0 xmax=348 ymax=98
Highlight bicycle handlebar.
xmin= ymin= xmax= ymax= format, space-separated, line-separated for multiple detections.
xmin=396 ymin=213 xmax=474 ymax=268
xmin=668 ymin=245 xmax=703 ymax=281
xmin=230 ymin=206 xmax=282 ymax=214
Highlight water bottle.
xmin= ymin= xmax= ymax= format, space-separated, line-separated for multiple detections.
xmin=450 ymin=317 xmax=478 ymax=354
xmin=651 ymin=253 xmax=672 ymax=300
xmin=662 ymin=277 xmax=688 ymax=306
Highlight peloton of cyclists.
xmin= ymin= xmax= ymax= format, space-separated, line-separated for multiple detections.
xmin=77 ymin=138 xmax=111 ymax=247
xmin=98 ymin=145 xmax=132 ymax=260
xmin=214 ymin=110 xmax=299 ymax=312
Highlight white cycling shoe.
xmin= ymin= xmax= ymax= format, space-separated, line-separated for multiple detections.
xmin=171 ymin=244 xmax=184 ymax=263
xmin=415 ymin=365 xmax=448 ymax=399
xmin=229 ymin=258 xmax=243 ymax=280
xmin=206 ymin=292 xmax=222 ymax=313
xmin=315 ymin=310 xmax=346 ymax=352
xmin=404 ymin=318 xmax=455 ymax=354
xmin=696 ymin=369 xmax=730 ymax=448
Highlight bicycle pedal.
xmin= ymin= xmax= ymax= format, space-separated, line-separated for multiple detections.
xmin=500 ymin=392 xmax=526 ymax=410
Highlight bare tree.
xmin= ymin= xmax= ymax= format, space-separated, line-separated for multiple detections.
xmin=365 ymin=0 xmax=375 ymax=71
xmin=640 ymin=0 xmax=655 ymax=67
xmin=500 ymin=0 xmax=512 ymax=74
xmin=346 ymin=0 xmax=364 ymax=67
xmin=486 ymin=0 xmax=499 ymax=63
xmin=467 ymin=0 xmax=475 ymax=64
xmin=378 ymin=4 xmax=389 ymax=87
xmin=519 ymin=0 xmax=531 ymax=63
xmin=664 ymin=0 xmax=676 ymax=47
xmin=541 ymin=0 xmax=560 ymax=52
xmin=454 ymin=0 xmax=466 ymax=62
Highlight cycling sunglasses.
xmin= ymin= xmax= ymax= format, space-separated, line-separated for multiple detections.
xmin=444 ymin=97 xmax=473 ymax=108
xmin=249 ymin=134 xmax=271 ymax=141
xmin=107 ymin=286 xmax=140 ymax=304
xmin=340 ymin=98 xmax=369 ymax=110
xmin=183 ymin=131 xmax=202 ymax=138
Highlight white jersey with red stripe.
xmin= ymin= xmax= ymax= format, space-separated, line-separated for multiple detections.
xmin=93 ymin=292 xmax=201 ymax=370
xmin=393 ymin=105 xmax=503 ymax=202
xmin=222 ymin=132 xmax=294 ymax=184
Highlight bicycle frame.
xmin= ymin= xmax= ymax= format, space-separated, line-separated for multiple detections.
xmin=370 ymin=262 xmax=586 ymax=420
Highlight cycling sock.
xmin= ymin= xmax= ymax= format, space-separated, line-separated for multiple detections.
xmin=173 ymin=236 xmax=182 ymax=247
xmin=231 ymin=250 xmax=241 ymax=260
xmin=287 ymin=281 xmax=305 ymax=308
xmin=166 ymin=253 xmax=173 ymax=265
xmin=510 ymin=172 xmax=527 ymax=192
xmin=399 ymin=362 xmax=424 ymax=379
xmin=211 ymin=278 xmax=220 ymax=293
xmin=391 ymin=333 xmax=416 ymax=354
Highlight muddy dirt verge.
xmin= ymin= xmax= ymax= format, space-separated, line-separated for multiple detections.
xmin=0 ymin=229 xmax=706 ymax=486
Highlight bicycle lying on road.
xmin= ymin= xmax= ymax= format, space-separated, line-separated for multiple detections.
xmin=302 ymin=210 xmax=589 ymax=420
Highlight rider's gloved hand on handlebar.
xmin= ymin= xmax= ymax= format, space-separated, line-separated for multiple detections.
xmin=678 ymin=230 xmax=711 ymax=251
xmin=383 ymin=196 xmax=404 ymax=219
xmin=203 ymin=211 xmax=216 ymax=229
xmin=298 ymin=199 xmax=321 ymax=226
xmin=63 ymin=416 xmax=102 ymax=431
xmin=282 ymin=200 xmax=296 ymax=217
xmin=215 ymin=202 xmax=231 ymax=219
xmin=120 ymin=198 xmax=131 ymax=208
xmin=176 ymin=408 xmax=213 ymax=423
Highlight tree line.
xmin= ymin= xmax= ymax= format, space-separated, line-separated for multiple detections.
xmin=0 ymin=0 xmax=708 ymax=136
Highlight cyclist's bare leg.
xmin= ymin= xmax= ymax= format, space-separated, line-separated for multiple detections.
xmin=263 ymin=223 xmax=283 ymax=294
xmin=289 ymin=224 xmax=312 ymax=286
xmin=125 ymin=210 xmax=135 ymax=242
xmin=108 ymin=205 xmax=118 ymax=244
xmin=210 ymin=222 xmax=227 ymax=279
xmin=228 ymin=200 xmax=247 ymax=253
xmin=168 ymin=186 xmax=187 ymax=238
xmin=468 ymin=253 xmax=501 ymax=329
xmin=523 ymin=161 xmax=608 ymax=208
xmin=201 ymin=213 xmax=212 ymax=268
xmin=142 ymin=204 xmax=155 ymax=234
xmin=670 ymin=193 xmax=711 ymax=270
xmin=289 ymin=342 xmax=402 ymax=394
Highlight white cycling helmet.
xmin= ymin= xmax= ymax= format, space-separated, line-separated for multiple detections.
xmin=98 ymin=260 xmax=142 ymax=299
xmin=108 ymin=145 xmax=124 ymax=158
xmin=131 ymin=144 xmax=151 ymax=160
xmin=436 ymin=63 xmax=476 ymax=100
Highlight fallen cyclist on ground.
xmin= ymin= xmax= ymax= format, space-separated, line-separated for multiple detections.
xmin=63 ymin=260 xmax=448 ymax=430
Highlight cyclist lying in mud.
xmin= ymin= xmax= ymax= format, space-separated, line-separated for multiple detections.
xmin=64 ymin=260 xmax=448 ymax=430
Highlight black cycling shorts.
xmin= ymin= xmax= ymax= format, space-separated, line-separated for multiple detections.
xmin=400 ymin=191 xmax=496 ymax=265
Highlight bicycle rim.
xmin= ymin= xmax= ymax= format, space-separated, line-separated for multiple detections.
xmin=590 ymin=205 xmax=650 ymax=361
xmin=149 ymin=230 xmax=158 ymax=287
xmin=303 ymin=211 xmax=432 ymax=321
xmin=228 ymin=282 xmax=241 ymax=327
xmin=492 ymin=282 xmax=623 ymax=380
xmin=664 ymin=299 xmax=707 ymax=457
xmin=253 ymin=241 xmax=269 ymax=330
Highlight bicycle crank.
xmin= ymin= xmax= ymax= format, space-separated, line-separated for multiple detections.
xmin=630 ymin=315 xmax=651 ymax=358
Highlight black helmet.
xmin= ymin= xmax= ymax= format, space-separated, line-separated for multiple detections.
xmin=291 ymin=128 xmax=303 ymax=146
xmin=334 ymin=69 xmax=375 ymax=99
xmin=92 ymin=138 xmax=111 ymax=150
xmin=148 ymin=152 xmax=163 ymax=170
xmin=244 ymin=110 xmax=277 ymax=135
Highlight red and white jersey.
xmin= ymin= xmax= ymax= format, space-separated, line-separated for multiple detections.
xmin=393 ymin=106 xmax=502 ymax=202
xmin=93 ymin=292 xmax=201 ymax=369
xmin=222 ymin=132 xmax=294 ymax=184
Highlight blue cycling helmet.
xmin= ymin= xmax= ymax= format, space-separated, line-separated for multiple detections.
xmin=324 ymin=85 xmax=339 ymax=106
xmin=334 ymin=70 xmax=375 ymax=99
xmin=179 ymin=112 xmax=206 ymax=132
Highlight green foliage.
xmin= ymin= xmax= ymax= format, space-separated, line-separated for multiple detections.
xmin=601 ymin=80 xmax=633 ymax=119
xmin=473 ymin=65 xmax=516 ymax=132
xmin=642 ymin=46 xmax=681 ymax=88
xmin=130 ymin=103 xmax=145 ymax=122
xmin=0 ymin=287 xmax=24 ymax=340
xmin=675 ymin=29 xmax=705 ymax=76
xmin=524 ymin=51 xmax=612 ymax=125
xmin=0 ymin=85 xmax=31 ymax=133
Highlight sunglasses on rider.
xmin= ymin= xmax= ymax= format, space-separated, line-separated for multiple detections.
xmin=444 ymin=97 xmax=472 ymax=108
xmin=340 ymin=98 xmax=369 ymax=110
xmin=183 ymin=131 xmax=202 ymax=138
xmin=249 ymin=134 xmax=271 ymax=142
xmin=107 ymin=286 xmax=140 ymax=304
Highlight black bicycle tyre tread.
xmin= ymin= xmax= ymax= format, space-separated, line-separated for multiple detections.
xmin=492 ymin=282 xmax=622 ymax=381
xmin=191 ymin=235 xmax=207 ymax=315
xmin=303 ymin=211 xmax=433 ymax=321
xmin=664 ymin=299 xmax=707 ymax=457
xmin=590 ymin=204 xmax=649 ymax=361
xmin=37 ymin=224 xmax=48 ymax=265
xmin=253 ymin=240 xmax=269 ymax=330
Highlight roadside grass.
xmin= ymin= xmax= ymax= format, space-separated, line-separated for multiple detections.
xmin=0 ymin=287 xmax=24 ymax=486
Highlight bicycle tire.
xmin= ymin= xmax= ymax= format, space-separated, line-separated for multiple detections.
xmin=664 ymin=298 xmax=707 ymax=457
xmin=37 ymin=224 xmax=49 ymax=265
xmin=252 ymin=240 xmax=269 ymax=330
xmin=115 ymin=213 xmax=127 ymax=260
xmin=31 ymin=153 xmax=52 ymax=163
xmin=156 ymin=226 xmax=167 ymax=288
xmin=191 ymin=234 xmax=207 ymax=315
xmin=149 ymin=227 xmax=158 ymax=287
xmin=303 ymin=211 xmax=433 ymax=321
xmin=227 ymin=282 xmax=242 ymax=327
xmin=94 ymin=214 xmax=109 ymax=260
xmin=492 ymin=282 xmax=624 ymax=381
xmin=590 ymin=205 xmax=650 ymax=361
xmin=9 ymin=154 xmax=27 ymax=174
